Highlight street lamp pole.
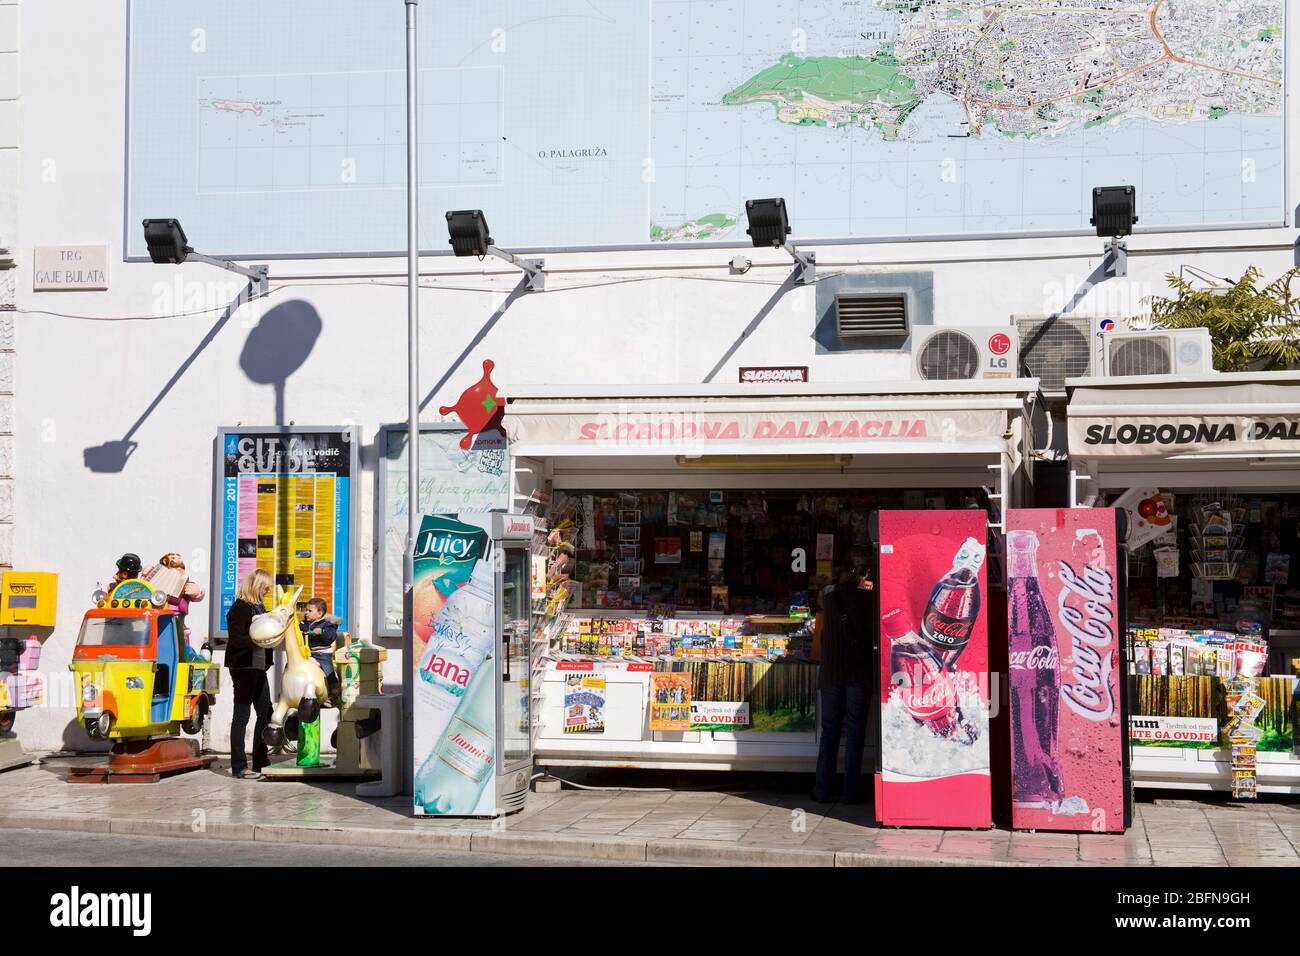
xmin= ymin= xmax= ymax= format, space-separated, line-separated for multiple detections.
xmin=403 ymin=0 xmax=420 ymax=796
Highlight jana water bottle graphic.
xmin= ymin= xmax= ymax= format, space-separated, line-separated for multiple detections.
xmin=920 ymin=537 xmax=985 ymax=668
xmin=414 ymin=555 xmax=496 ymax=797
xmin=415 ymin=657 xmax=496 ymax=815
xmin=884 ymin=607 xmax=976 ymax=746
xmin=1007 ymin=530 xmax=1065 ymax=808
xmin=417 ymin=557 xmax=496 ymax=697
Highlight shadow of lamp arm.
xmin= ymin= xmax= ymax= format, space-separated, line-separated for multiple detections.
xmin=82 ymin=220 xmax=274 ymax=474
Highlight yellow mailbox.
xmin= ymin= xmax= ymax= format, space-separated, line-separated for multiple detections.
xmin=0 ymin=572 xmax=58 ymax=627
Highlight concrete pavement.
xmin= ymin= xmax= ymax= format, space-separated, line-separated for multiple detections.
xmin=1 ymin=756 xmax=1297 ymax=867
xmin=1 ymin=826 xmax=657 ymax=867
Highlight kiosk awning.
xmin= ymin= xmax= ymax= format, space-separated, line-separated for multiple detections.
xmin=504 ymin=380 xmax=1036 ymax=458
xmin=1067 ymin=372 xmax=1300 ymax=460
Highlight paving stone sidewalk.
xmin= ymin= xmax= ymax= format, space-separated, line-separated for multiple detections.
xmin=1 ymin=756 xmax=1297 ymax=867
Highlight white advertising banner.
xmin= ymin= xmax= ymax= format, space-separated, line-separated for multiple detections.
xmin=507 ymin=407 xmax=1007 ymax=454
xmin=1069 ymin=379 xmax=1300 ymax=459
xmin=689 ymin=701 xmax=751 ymax=730
xmin=1070 ymin=415 xmax=1300 ymax=458
xmin=1129 ymin=715 xmax=1219 ymax=746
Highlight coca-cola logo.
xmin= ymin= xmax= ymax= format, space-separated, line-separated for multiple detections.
xmin=895 ymin=664 xmax=957 ymax=719
xmin=1057 ymin=559 xmax=1116 ymax=721
xmin=922 ymin=611 xmax=970 ymax=647
xmin=1009 ymin=645 xmax=1059 ymax=670
xmin=901 ymin=682 xmax=956 ymax=719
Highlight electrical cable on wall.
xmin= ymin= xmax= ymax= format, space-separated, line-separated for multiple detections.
xmin=9 ymin=268 xmax=851 ymax=323
xmin=13 ymin=285 xmax=284 ymax=322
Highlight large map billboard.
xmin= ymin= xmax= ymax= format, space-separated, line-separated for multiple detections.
xmin=128 ymin=0 xmax=1285 ymax=257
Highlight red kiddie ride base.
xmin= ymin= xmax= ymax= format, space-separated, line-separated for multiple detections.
xmin=67 ymin=737 xmax=215 ymax=784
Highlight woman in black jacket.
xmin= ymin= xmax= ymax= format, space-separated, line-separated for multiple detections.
xmin=226 ymin=568 xmax=273 ymax=778
xmin=813 ymin=561 xmax=875 ymax=804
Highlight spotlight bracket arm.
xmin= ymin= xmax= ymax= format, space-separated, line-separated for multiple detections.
xmin=486 ymin=244 xmax=545 ymax=292
xmin=1102 ymin=238 xmax=1127 ymax=279
xmin=185 ymin=250 xmax=270 ymax=291
xmin=782 ymin=241 xmax=816 ymax=284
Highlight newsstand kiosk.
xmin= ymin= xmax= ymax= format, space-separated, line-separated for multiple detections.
xmin=1068 ymin=371 xmax=1300 ymax=796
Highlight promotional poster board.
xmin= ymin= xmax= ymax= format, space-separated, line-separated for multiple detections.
xmin=376 ymin=425 xmax=509 ymax=637
xmin=412 ymin=514 xmax=498 ymax=817
xmin=649 ymin=672 xmax=691 ymax=732
xmin=1006 ymin=508 xmax=1127 ymax=833
xmin=689 ymin=701 xmax=750 ymax=731
xmin=564 ymin=671 xmax=606 ymax=733
xmin=875 ymin=511 xmax=991 ymax=828
xmin=1130 ymin=672 xmax=1294 ymax=755
xmin=1129 ymin=714 xmax=1218 ymax=747
xmin=212 ymin=428 xmax=356 ymax=636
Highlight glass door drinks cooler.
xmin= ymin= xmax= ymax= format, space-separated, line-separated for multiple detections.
xmin=413 ymin=513 xmax=536 ymax=817
xmin=872 ymin=510 xmax=993 ymax=829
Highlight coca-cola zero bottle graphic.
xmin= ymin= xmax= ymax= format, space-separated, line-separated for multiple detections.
xmin=884 ymin=607 xmax=976 ymax=746
xmin=1007 ymin=529 xmax=1064 ymax=807
xmin=920 ymin=537 xmax=986 ymax=668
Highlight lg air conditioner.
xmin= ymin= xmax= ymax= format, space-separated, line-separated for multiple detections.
xmin=1100 ymin=328 xmax=1213 ymax=377
xmin=911 ymin=325 xmax=1019 ymax=381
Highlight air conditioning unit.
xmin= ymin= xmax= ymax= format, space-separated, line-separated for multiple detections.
xmin=1015 ymin=315 xmax=1101 ymax=395
xmin=1101 ymin=328 xmax=1213 ymax=377
xmin=911 ymin=325 xmax=1018 ymax=381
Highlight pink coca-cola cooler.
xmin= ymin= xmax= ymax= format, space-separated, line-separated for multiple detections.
xmin=1006 ymin=508 xmax=1131 ymax=833
xmin=872 ymin=510 xmax=992 ymax=829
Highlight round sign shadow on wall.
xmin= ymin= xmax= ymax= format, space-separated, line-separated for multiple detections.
xmin=239 ymin=299 xmax=323 ymax=426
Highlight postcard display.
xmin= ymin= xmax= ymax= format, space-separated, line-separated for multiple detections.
xmin=875 ymin=510 xmax=992 ymax=829
xmin=1122 ymin=492 xmax=1300 ymax=794
xmin=1005 ymin=509 xmax=1129 ymax=833
xmin=538 ymin=490 xmax=821 ymax=740
xmin=548 ymin=616 xmax=818 ymax=735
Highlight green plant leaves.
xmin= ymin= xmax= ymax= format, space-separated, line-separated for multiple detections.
xmin=1146 ymin=266 xmax=1300 ymax=372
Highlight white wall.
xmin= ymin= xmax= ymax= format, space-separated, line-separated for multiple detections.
xmin=10 ymin=0 xmax=1299 ymax=750
xmin=0 ymin=0 xmax=17 ymax=581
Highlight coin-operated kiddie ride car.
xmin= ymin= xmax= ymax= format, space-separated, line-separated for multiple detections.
xmin=67 ymin=578 xmax=219 ymax=782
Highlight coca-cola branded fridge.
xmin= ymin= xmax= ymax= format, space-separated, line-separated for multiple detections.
xmin=1006 ymin=508 xmax=1130 ymax=833
xmin=411 ymin=513 xmax=537 ymax=817
xmin=874 ymin=511 xmax=992 ymax=828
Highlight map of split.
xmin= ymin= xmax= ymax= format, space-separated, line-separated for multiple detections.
xmin=127 ymin=0 xmax=1285 ymax=257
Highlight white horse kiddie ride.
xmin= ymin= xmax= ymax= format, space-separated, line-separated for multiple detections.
xmin=249 ymin=585 xmax=333 ymax=750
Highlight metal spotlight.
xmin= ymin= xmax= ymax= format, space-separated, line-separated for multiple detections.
xmin=744 ymin=198 xmax=791 ymax=248
xmin=446 ymin=209 xmax=493 ymax=257
xmin=1090 ymin=186 xmax=1138 ymax=279
xmin=142 ymin=218 xmax=191 ymax=265
xmin=445 ymin=209 xmax=545 ymax=291
xmin=1090 ymin=186 xmax=1138 ymax=238
xmin=140 ymin=218 xmax=268 ymax=285
xmin=742 ymin=197 xmax=814 ymax=283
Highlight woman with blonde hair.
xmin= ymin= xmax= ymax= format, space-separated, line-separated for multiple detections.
xmin=225 ymin=568 xmax=274 ymax=779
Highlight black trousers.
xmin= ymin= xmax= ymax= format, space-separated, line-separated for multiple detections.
xmin=229 ymin=668 xmax=272 ymax=773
